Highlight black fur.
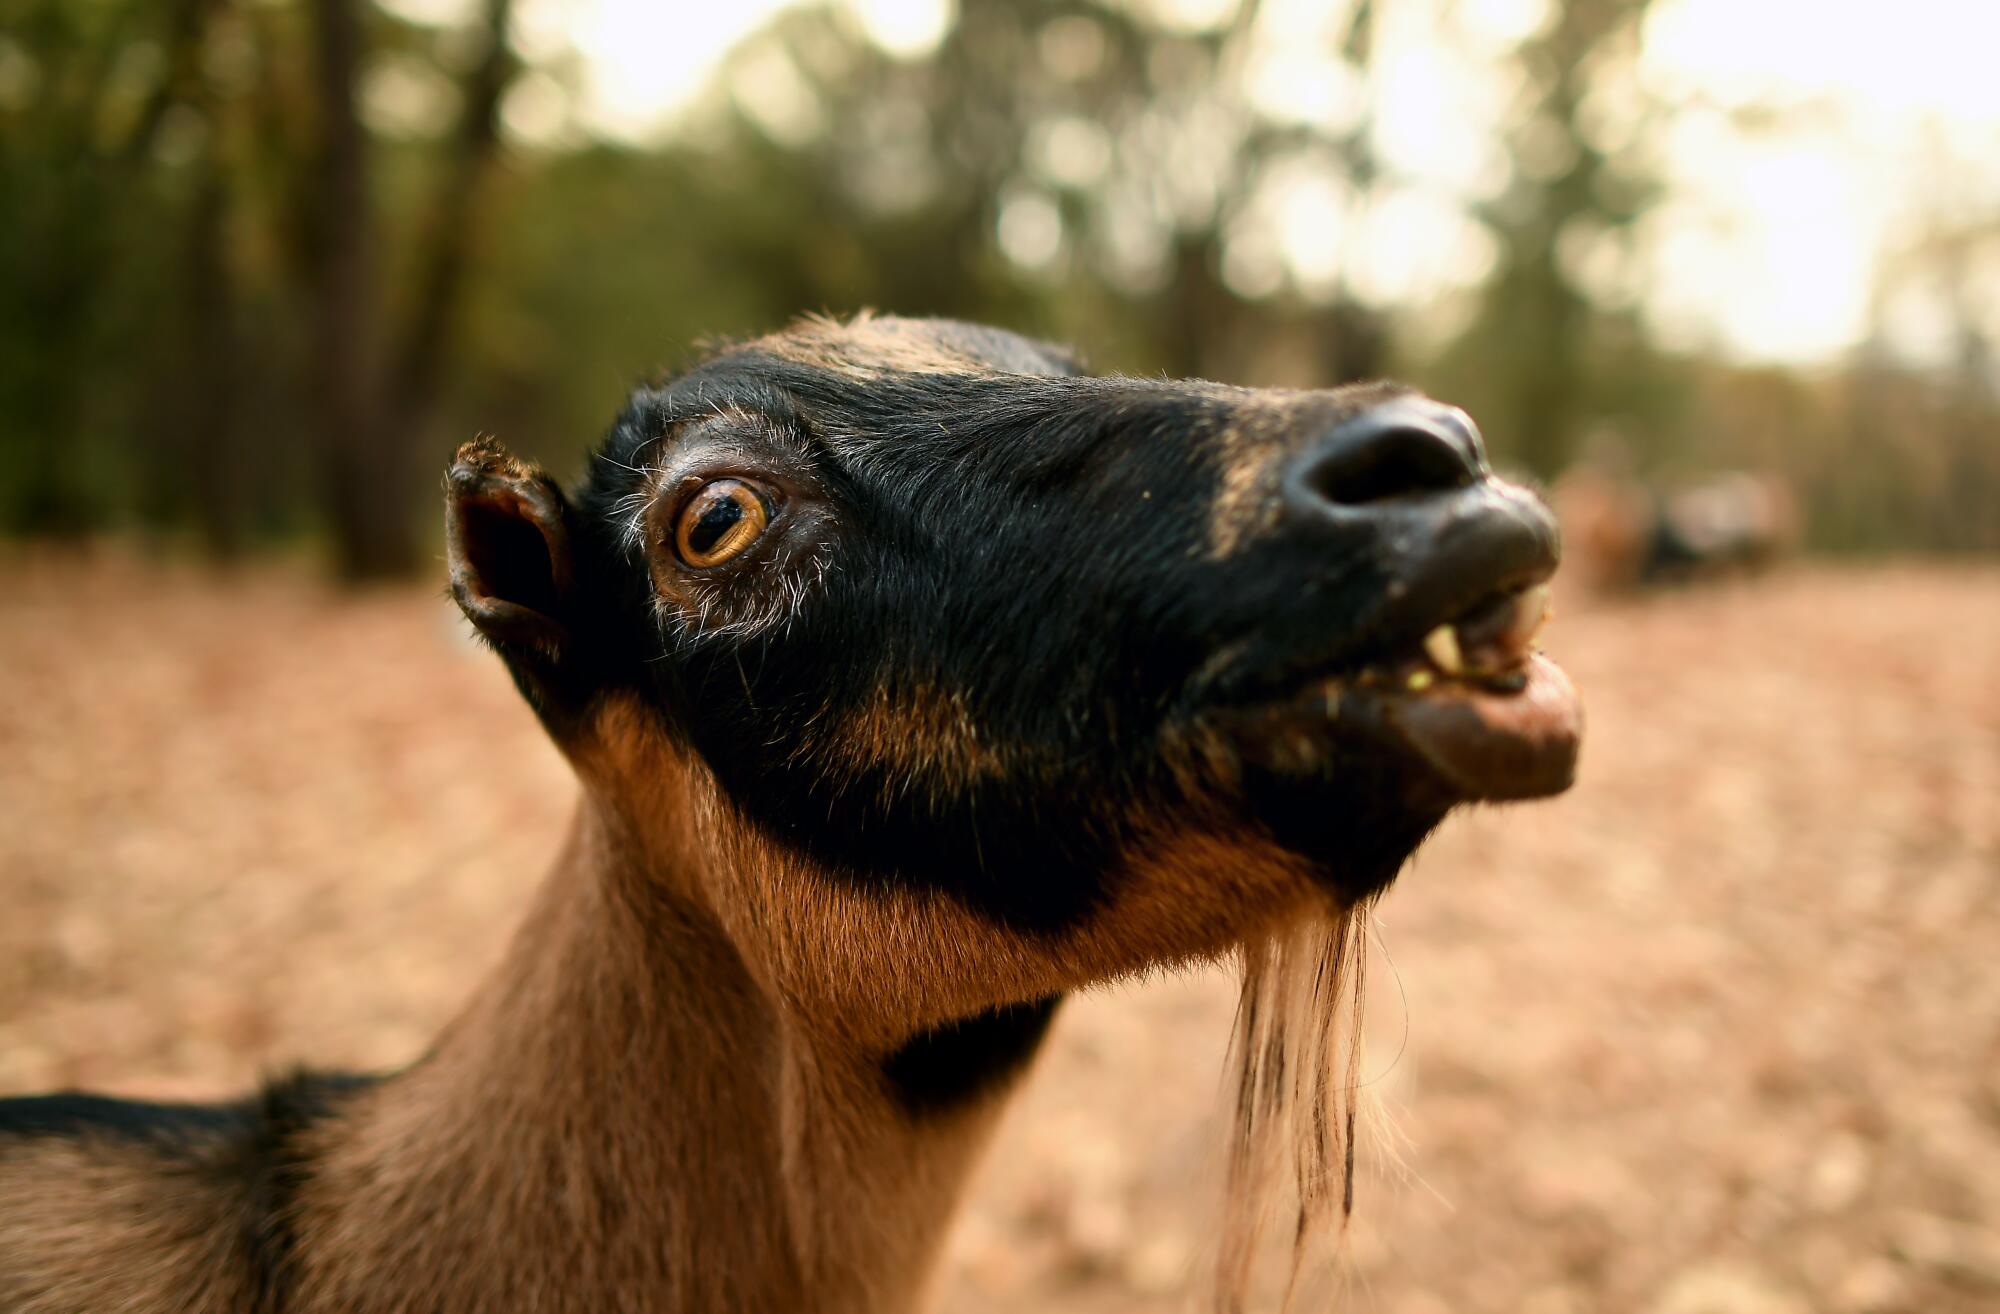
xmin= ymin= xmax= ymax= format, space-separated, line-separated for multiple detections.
xmin=881 ymin=996 xmax=1064 ymax=1116
xmin=226 ymin=1070 xmax=379 ymax=1311
xmin=529 ymin=320 xmax=1540 ymax=931
xmin=0 ymin=1090 xmax=247 ymax=1149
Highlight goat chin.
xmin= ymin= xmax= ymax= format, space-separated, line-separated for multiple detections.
xmin=1216 ymin=898 xmax=1378 ymax=1313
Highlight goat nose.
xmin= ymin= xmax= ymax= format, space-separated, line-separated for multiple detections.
xmin=1281 ymin=398 xmax=1489 ymax=523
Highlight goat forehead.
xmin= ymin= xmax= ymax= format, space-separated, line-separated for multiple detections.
xmin=642 ymin=342 xmax=1405 ymax=501
xmin=736 ymin=312 xmax=1074 ymax=380
xmin=785 ymin=376 xmax=1231 ymax=487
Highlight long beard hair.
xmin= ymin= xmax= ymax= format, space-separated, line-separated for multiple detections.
xmin=1214 ymin=898 xmax=1378 ymax=1312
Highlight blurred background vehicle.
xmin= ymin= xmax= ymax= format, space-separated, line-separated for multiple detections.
xmin=3 ymin=1 xmax=1997 ymax=1311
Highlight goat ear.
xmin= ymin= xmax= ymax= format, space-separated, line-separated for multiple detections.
xmin=445 ymin=436 xmax=574 ymax=657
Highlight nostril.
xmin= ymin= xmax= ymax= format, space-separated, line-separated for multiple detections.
xmin=1300 ymin=421 xmax=1479 ymax=508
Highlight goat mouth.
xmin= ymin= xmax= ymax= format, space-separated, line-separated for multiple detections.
xmin=1220 ymin=580 xmax=1582 ymax=803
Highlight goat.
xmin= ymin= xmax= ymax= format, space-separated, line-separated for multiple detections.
xmin=0 ymin=314 xmax=1581 ymax=1313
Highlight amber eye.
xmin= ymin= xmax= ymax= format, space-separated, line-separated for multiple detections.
xmin=674 ymin=479 xmax=772 ymax=567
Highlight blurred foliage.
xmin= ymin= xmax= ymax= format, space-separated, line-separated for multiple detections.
xmin=0 ymin=0 xmax=1994 ymax=576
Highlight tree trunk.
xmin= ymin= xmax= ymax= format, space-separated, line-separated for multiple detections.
xmin=305 ymin=0 xmax=406 ymax=579
xmin=179 ymin=169 xmax=248 ymax=558
xmin=375 ymin=0 xmax=517 ymax=498
xmin=305 ymin=0 xmax=517 ymax=580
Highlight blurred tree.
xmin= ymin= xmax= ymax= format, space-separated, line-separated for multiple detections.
xmin=684 ymin=0 xmax=1392 ymax=384
xmin=0 ymin=0 xmax=518 ymax=576
xmin=1845 ymin=217 xmax=2000 ymax=552
xmin=1433 ymin=0 xmax=1665 ymax=478
xmin=0 ymin=0 xmax=162 ymax=535
xmin=301 ymin=0 xmax=518 ymax=578
xmin=1 ymin=0 xmax=1993 ymax=567
xmin=432 ymin=0 xmax=1416 ymax=483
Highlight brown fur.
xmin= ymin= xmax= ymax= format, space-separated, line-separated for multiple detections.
xmin=268 ymin=696 xmax=1320 ymax=1313
xmin=1203 ymin=395 xmax=1300 ymax=560
xmin=284 ymin=806 xmax=819 ymax=1313
xmin=800 ymin=680 xmax=1013 ymax=804
xmin=0 ymin=712 xmax=1047 ymax=1313
xmin=741 ymin=311 xmax=991 ymax=379
xmin=0 ymin=1136 xmax=259 ymax=1314
xmin=580 ymin=697 xmax=1315 ymax=1050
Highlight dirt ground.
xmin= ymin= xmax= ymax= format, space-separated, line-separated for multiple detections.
xmin=1 ymin=549 xmax=1996 ymax=1313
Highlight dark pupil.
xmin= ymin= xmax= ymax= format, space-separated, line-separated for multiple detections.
xmin=688 ymin=495 xmax=744 ymax=555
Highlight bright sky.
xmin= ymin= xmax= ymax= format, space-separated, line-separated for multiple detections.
xmin=385 ymin=0 xmax=2000 ymax=366
xmin=1634 ymin=0 xmax=2000 ymax=363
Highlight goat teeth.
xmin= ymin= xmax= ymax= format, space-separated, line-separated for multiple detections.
xmin=1422 ymin=624 xmax=1464 ymax=675
xmin=1505 ymin=583 xmax=1553 ymax=650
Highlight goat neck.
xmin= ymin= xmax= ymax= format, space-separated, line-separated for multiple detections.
xmin=291 ymin=787 xmax=1008 ymax=1314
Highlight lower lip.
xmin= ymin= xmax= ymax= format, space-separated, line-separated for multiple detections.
xmin=1378 ymin=653 xmax=1582 ymax=801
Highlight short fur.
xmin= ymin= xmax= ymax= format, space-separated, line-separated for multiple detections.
xmin=0 ymin=314 xmax=1569 ymax=1311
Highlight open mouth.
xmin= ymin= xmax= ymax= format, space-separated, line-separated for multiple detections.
xmin=1318 ymin=579 xmax=1581 ymax=800
xmin=1215 ymin=572 xmax=1582 ymax=804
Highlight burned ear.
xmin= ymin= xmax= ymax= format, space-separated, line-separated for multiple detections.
xmin=445 ymin=435 xmax=574 ymax=657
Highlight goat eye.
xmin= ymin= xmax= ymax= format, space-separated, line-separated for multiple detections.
xmin=674 ymin=479 xmax=772 ymax=568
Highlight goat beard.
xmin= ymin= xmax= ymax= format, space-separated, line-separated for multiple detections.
xmin=1215 ymin=897 xmax=1377 ymax=1313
